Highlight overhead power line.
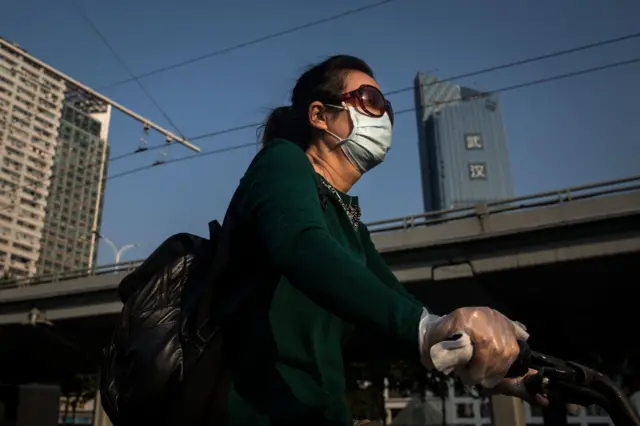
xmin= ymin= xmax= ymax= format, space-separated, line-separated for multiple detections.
xmin=0 ymin=38 xmax=199 ymax=152
xmin=2 ymin=54 xmax=637 ymax=216
xmin=384 ymin=31 xmax=640 ymax=97
xmin=106 ymin=142 xmax=258 ymax=181
xmin=69 ymin=0 xmax=185 ymax=138
xmin=111 ymin=121 xmax=261 ymax=162
xmin=110 ymin=30 xmax=640 ymax=161
xmin=5 ymin=30 xmax=637 ymax=171
xmin=98 ymin=0 xmax=396 ymax=91
xmin=393 ymin=56 xmax=640 ymax=115
xmin=106 ymin=55 xmax=640 ymax=182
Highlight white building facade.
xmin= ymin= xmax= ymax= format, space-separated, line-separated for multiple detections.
xmin=384 ymin=381 xmax=613 ymax=426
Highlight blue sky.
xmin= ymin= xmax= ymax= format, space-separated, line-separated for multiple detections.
xmin=1 ymin=0 xmax=639 ymax=265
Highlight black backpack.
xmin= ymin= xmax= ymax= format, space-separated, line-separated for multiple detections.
xmin=100 ymin=214 xmax=238 ymax=426
xmin=100 ymin=179 xmax=330 ymax=426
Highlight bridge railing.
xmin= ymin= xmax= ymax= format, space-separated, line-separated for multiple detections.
xmin=366 ymin=174 xmax=640 ymax=233
xmin=0 ymin=260 xmax=142 ymax=290
xmin=1 ymin=175 xmax=638 ymax=291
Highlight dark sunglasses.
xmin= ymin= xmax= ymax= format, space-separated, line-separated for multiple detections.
xmin=337 ymin=84 xmax=394 ymax=125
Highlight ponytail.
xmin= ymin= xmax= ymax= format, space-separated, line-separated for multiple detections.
xmin=259 ymin=106 xmax=312 ymax=149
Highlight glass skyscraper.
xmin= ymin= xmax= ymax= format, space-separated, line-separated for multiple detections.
xmin=414 ymin=73 xmax=514 ymax=213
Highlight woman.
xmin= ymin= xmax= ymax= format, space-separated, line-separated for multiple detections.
xmin=218 ymin=55 xmax=534 ymax=426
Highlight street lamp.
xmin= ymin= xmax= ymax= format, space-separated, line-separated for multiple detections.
xmin=92 ymin=230 xmax=141 ymax=266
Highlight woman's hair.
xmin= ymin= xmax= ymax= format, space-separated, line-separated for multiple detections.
xmin=259 ymin=55 xmax=374 ymax=149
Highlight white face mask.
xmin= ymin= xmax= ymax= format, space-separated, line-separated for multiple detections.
xmin=325 ymin=104 xmax=393 ymax=174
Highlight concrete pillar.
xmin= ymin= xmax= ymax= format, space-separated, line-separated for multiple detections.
xmin=19 ymin=384 xmax=60 ymax=426
xmin=491 ymin=395 xmax=525 ymax=426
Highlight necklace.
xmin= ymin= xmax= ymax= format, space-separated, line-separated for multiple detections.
xmin=321 ymin=180 xmax=361 ymax=230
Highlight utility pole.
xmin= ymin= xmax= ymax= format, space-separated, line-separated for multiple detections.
xmin=0 ymin=38 xmax=200 ymax=153
xmin=92 ymin=231 xmax=140 ymax=267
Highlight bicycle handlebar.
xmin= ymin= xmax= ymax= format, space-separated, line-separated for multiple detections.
xmin=504 ymin=340 xmax=532 ymax=378
xmin=433 ymin=334 xmax=638 ymax=425
xmin=510 ymin=341 xmax=640 ymax=426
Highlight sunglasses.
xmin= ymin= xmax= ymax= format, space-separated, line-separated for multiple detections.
xmin=337 ymin=84 xmax=394 ymax=125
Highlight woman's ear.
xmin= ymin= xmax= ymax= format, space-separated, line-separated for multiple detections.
xmin=308 ymin=101 xmax=329 ymax=131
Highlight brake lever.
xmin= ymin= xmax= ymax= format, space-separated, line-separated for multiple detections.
xmin=523 ymin=358 xmax=613 ymax=412
xmin=529 ymin=350 xmax=574 ymax=371
xmin=505 ymin=341 xmax=576 ymax=378
xmin=525 ymin=348 xmax=582 ymax=394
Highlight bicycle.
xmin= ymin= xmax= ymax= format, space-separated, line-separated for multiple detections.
xmin=515 ymin=342 xmax=640 ymax=426
xmin=359 ymin=336 xmax=639 ymax=426
xmin=426 ymin=334 xmax=640 ymax=426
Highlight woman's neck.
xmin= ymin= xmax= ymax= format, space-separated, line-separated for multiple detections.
xmin=305 ymin=144 xmax=360 ymax=193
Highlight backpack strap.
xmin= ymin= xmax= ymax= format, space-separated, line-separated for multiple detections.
xmin=192 ymin=208 xmax=238 ymax=347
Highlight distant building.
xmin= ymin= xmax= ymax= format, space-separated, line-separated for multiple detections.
xmin=37 ymin=102 xmax=110 ymax=275
xmin=413 ymin=73 xmax=514 ymax=213
xmin=383 ymin=381 xmax=613 ymax=425
xmin=0 ymin=38 xmax=110 ymax=277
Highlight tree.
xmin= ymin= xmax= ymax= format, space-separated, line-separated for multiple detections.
xmin=345 ymin=357 xmax=486 ymax=425
xmin=345 ymin=361 xmax=388 ymax=422
xmin=345 ymin=358 xmax=469 ymax=424
xmin=0 ymin=271 xmax=15 ymax=285
xmin=59 ymin=374 xmax=98 ymax=424
xmin=385 ymin=359 xmax=453 ymax=426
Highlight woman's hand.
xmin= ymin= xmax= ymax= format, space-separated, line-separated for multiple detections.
xmin=420 ymin=307 xmax=529 ymax=387
xmin=488 ymin=368 xmax=549 ymax=406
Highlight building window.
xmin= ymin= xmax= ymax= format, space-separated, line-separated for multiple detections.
xmin=456 ymin=402 xmax=474 ymax=418
xmin=465 ymin=133 xmax=483 ymax=150
xmin=468 ymin=162 xmax=487 ymax=180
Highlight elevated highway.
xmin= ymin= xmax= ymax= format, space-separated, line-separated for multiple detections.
xmin=0 ymin=175 xmax=639 ymax=380
xmin=0 ymin=175 xmax=638 ymax=326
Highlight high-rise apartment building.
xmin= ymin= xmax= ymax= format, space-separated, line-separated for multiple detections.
xmin=0 ymin=38 xmax=110 ymax=278
xmin=414 ymin=73 xmax=514 ymax=212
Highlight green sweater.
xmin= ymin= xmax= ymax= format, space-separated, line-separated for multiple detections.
xmin=222 ymin=139 xmax=424 ymax=426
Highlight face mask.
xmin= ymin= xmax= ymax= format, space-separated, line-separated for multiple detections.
xmin=325 ymin=104 xmax=393 ymax=174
